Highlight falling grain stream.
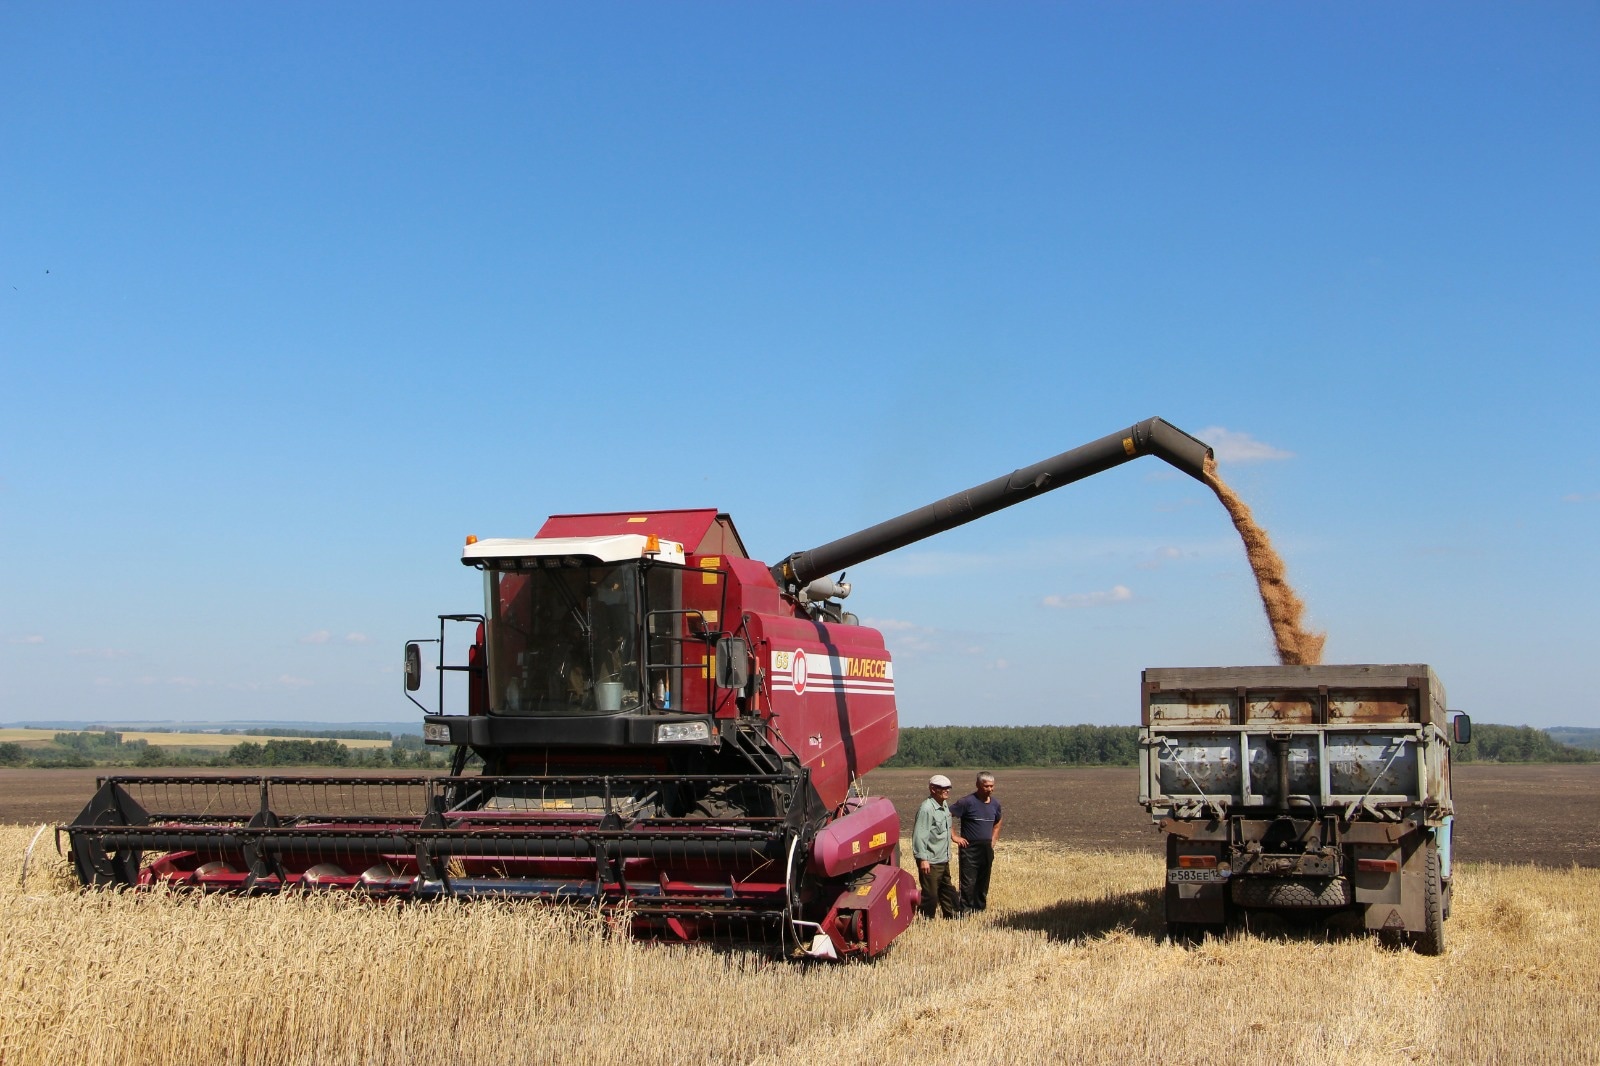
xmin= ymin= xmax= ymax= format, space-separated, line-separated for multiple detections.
xmin=1202 ymin=455 xmax=1325 ymax=665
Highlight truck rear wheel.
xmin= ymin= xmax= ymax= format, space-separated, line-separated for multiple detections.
xmin=1408 ymin=840 xmax=1446 ymax=956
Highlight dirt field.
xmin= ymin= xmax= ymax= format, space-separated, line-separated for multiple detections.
xmin=865 ymin=764 xmax=1600 ymax=868
xmin=9 ymin=763 xmax=1598 ymax=867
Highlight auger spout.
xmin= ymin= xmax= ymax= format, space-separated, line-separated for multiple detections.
xmin=772 ymin=417 xmax=1213 ymax=590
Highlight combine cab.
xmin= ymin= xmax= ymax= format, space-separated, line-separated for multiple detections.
xmin=66 ymin=418 xmax=1214 ymax=959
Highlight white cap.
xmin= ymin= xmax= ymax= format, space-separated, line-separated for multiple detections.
xmin=929 ymin=774 xmax=952 ymax=788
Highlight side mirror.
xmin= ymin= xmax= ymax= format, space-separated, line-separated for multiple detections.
xmin=714 ymin=637 xmax=749 ymax=691
xmin=1450 ymin=712 xmax=1471 ymax=745
xmin=404 ymin=643 xmax=423 ymax=692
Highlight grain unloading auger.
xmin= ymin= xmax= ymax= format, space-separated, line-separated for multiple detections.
xmin=66 ymin=418 xmax=1212 ymax=958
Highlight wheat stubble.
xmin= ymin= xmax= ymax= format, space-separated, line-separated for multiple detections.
xmin=1202 ymin=456 xmax=1325 ymax=665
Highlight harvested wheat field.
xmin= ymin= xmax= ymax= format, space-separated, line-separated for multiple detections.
xmin=2 ymin=827 xmax=1597 ymax=1065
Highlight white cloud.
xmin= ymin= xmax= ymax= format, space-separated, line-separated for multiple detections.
xmin=862 ymin=617 xmax=940 ymax=655
xmin=1562 ymin=492 xmax=1600 ymax=503
xmin=1136 ymin=546 xmax=1187 ymax=571
xmin=1042 ymin=585 xmax=1134 ymax=609
xmin=70 ymin=647 xmax=130 ymax=660
xmin=299 ymin=630 xmax=369 ymax=646
xmin=859 ymin=617 xmax=993 ymax=660
xmin=7 ymin=635 xmax=45 ymax=645
xmin=862 ymin=617 xmax=931 ymax=634
xmin=1196 ymin=426 xmax=1294 ymax=464
xmin=128 ymin=672 xmax=203 ymax=688
xmin=277 ymin=675 xmax=314 ymax=689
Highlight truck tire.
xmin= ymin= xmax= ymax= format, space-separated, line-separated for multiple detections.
xmin=1230 ymin=876 xmax=1351 ymax=910
xmin=1408 ymin=841 xmax=1446 ymax=956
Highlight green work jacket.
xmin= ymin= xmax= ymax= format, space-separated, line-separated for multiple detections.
xmin=912 ymin=796 xmax=951 ymax=864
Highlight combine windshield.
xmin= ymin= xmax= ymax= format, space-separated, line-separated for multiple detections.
xmin=487 ymin=564 xmax=644 ymax=716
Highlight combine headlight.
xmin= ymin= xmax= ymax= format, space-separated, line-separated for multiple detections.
xmin=656 ymin=721 xmax=711 ymax=743
xmin=423 ymin=722 xmax=452 ymax=743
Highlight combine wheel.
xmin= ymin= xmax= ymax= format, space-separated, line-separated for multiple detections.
xmin=841 ymin=910 xmax=864 ymax=945
xmin=1408 ymin=841 xmax=1446 ymax=957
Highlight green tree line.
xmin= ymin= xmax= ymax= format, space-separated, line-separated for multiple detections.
xmin=885 ymin=725 xmax=1142 ymax=768
xmin=4 ymin=723 xmax=1594 ymax=771
xmin=1451 ymin=724 xmax=1597 ymax=763
xmin=885 ymin=723 xmax=1598 ymax=768
xmin=0 ymin=731 xmax=448 ymax=769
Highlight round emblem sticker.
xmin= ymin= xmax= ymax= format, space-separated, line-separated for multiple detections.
xmin=791 ymin=649 xmax=808 ymax=694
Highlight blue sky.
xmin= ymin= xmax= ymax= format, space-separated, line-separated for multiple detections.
xmin=2 ymin=4 xmax=1596 ymax=729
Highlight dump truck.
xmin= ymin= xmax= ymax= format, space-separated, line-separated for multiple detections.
xmin=1140 ymin=664 xmax=1471 ymax=954
xmin=66 ymin=417 xmax=1213 ymax=959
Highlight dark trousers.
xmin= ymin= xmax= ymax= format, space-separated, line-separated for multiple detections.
xmin=959 ymin=841 xmax=994 ymax=911
xmin=918 ymin=861 xmax=959 ymax=918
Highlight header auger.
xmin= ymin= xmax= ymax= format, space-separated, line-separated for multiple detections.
xmin=65 ymin=418 xmax=1212 ymax=959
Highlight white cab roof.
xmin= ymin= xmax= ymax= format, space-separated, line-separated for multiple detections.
xmin=462 ymin=534 xmax=686 ymax=566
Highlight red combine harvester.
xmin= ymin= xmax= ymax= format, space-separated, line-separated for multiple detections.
xmin=65 ymin=418 xmax=1212 ymax=958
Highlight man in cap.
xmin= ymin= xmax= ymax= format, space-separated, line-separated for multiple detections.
xmin=912 ymin=773 xmax=960 ymax=919
xmin=951 ymin=771 xmax=1003 ymax=913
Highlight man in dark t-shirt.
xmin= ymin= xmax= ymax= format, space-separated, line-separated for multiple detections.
xmin=950 ymin=771 xmax=1003 ymax=913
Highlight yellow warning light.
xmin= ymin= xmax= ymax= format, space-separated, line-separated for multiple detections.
xmin=465 ymin=535 xmax=478 ymax=546
xmin=644 ymin=534 xmax=661 ymax=553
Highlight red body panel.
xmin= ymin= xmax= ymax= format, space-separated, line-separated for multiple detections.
xmin=536 ymin=509 xmax=748 ymax=558
xmin=748 ymin=614 xmax=899 ymax=809
xmin=810 ymin=797 xmax=900 ymax=878
xmin=822 ymin=863 xmax=919 ymax=957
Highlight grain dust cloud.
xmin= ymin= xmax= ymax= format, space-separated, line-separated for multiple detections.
xmin=1202 ymin=456 xmax=1325 ymax=666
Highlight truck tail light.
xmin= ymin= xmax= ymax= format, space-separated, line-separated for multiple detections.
xmin=1176 ymin=855 xmax=1218 ymax=869
xmin=1357 ymin=858 xmax=1400 ymax=874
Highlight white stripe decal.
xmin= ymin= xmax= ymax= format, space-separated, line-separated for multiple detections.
xmin=771 ymin=648 xmax=894 ymax=695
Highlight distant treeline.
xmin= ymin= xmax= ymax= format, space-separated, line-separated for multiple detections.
xmin=218 ymin=738 xmax=445 ymax=768
xmin=0 ymin=730 xmax=448 ymax=770
xmin=3 ymin=724 xmax=1594 ymax=771
xmin=885 ymin=723 xmax=1598 ymax=768
xmin=118 ymin=726 xmax=395 ymax=741
xmin=1453 ymin=725 xmax=1596 ymax=764
xmin=885 ymin=726 xmax=1141 ymax=768
xmin=1547 ymin=727 xmax=1600 ymax=752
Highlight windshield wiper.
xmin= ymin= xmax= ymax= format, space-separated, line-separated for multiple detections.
xmin=550 ymin=572 xmax=592 ymax=638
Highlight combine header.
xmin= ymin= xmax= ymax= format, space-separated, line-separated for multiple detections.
xmin=66 ymin=418 xmax=1213 ymax=958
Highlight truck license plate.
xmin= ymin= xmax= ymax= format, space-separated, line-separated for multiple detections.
xmin=1167 ymin=868 xmax=1228 ymax=884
